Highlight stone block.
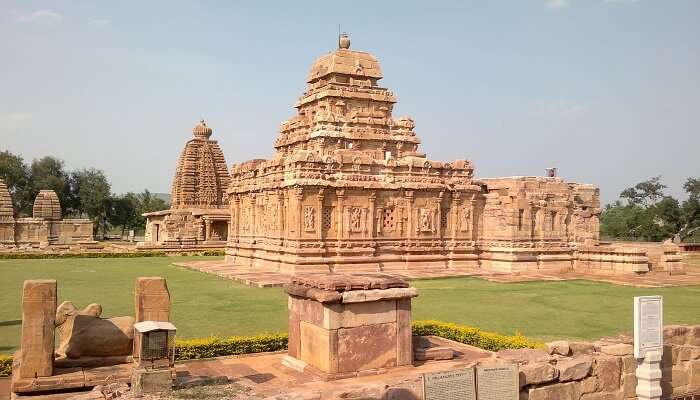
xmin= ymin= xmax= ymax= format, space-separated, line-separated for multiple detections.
xmin=324 ymin=300 xmax=395 ymax=329
xmin=498 ymin=348 xmax=552 ymax=364
xmin=664 ymin=325 xmax=689 ymax=346
xmin=134 ymin=277 xmax=170 ymax=322
xmin=131 ymin=368 xmax=173 ymax=396
xmin=288 ymin=313 xmax=301 ymax=359
xmin=661 ymin=365 xmax=689 ymax=389
xmin=528 ymin=382 xmax=578 ymax=400
xmin=569 ymin=341 xmax=596 ymax=356
xmin=600 ymin=344 xmax=633 ymax=356
xmin=414 ymin=346 xmax=453 ymax=361
xmin=557 ymin=356 xmax=592 ymax=382
xmin=593 ymin=355 xmax=621 ymax=392
xmin=395 ymin=298 xmax=412 ymax=366
xmin=291 ymin=297 xmax=325 ymax=326
xmin=621 ymin=355 xmax=637 ymax=374
xmin=578 ymin=376 xmax=599 ymax=394
xmin=688 ymin=326 xmax=700 ymax=347
xmin=579 ymin=391 xmax=624 ymax=400
xmin=690 ymin=359 xmax=700 ymax=390
xmin=546 ymin=340 xmax=570 ymax=356
xmin=337 ymin=323 xmax=396 ymax=373
xmin=340 ymin=287 xmax=417 ymax=303
xmin=299 ymin=321 xmax=336 ymax=373
xmin=519 ymin=362 xmax=558 ymax=387
xmin=622 ymin=372 xmax=636 ymax=398
xmin=19 ymin=279 xmax=57 ymax=379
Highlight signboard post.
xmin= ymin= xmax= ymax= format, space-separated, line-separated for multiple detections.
xmin=634 ymin=296 xmax=663 ymax=400
xmin=422 ymin=367 xmax=476 ymax=400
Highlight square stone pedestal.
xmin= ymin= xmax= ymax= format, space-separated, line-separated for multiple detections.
xmin=282 ymin=273 xmax=417 ymax=380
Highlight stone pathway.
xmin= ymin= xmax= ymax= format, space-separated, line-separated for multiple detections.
xmin=1 ymin=343 xmax=492 ymax=400
xmin=174 ymin=260 xmax=700 ymax=288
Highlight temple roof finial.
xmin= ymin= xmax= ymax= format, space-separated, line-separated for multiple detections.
xmin=339 ymin=32 xmax=350 ymax=50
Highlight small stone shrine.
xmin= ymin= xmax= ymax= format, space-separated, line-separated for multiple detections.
xmin=11 ymin=276 xmax=174 ymax=398
xmin=0 ymin=181 xmax=97 ymax=251
xmin=139 ymin=119 xmax=231 ymax=250
xmin=282 ymin=273 xmax=416 ymax=380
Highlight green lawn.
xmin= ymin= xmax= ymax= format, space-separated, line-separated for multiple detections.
xmin=1 ymin=256 xmax=700 ymax=354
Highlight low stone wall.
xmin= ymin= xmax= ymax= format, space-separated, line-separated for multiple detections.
xmin=574 ymin=242 xmax=685 ymax=275
xmin=517 ymin=325 xmax=700 ymax=399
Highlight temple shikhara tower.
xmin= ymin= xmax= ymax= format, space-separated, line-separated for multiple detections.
xmin=140 ymin=120 xmax=231 ymax=249
xmin=223 ymin=34 xmax=605 ymax=274
xmin=0 ymin=181 xmax=96 ymax=250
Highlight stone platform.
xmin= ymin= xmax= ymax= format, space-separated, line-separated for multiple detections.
xmin=174 ymin=260 xmax=700 ymax=288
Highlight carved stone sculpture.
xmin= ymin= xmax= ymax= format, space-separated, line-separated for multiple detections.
xmin=55 ymin=301 xmax=134 ymax=359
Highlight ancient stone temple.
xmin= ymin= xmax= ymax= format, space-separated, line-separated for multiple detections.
xmin=139 ymin=119 xmax=231 ymax=250
xmin=0 ymin=180 xmax=96 ymax=250
xmin=218 ymin=34 xmax=686 ymax=276
xmin=223 ymin=34 xmax=597 ymax=274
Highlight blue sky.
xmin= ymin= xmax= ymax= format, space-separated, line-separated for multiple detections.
xmin=1 ymin=0 xmax=698 ymax=204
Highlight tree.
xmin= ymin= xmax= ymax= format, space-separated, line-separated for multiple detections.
xmin=70 ymin=168 xmax=112 ymax=237
xmin=601 ymin=176 xmax=700 ymax=242
xmin=620 ymin=176 xmax=666 ymax=206
xmin=677 ymin=177 xmax=700 ymax=241
xmin=0 ymin=151 xmax=30 ymax=214
xmin=134 ymin=190 xmax=168 ymax=227
xmin=108 ymin=193 xmax=139 ymax=237
xmin=29 ymin=156 xmax=73 ymax=215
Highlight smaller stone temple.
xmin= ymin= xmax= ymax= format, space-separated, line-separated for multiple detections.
xmin=139 ymin=120 xmax=231 ymax=250
xmin=0 ymin=180 xmax=96 ymax=250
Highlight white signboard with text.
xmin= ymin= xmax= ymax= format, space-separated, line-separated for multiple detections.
xmin=634 ymin=295 xmax=663 ymax=359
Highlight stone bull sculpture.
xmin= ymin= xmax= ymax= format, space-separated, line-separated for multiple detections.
xmin=55 ymin=301 xmax=135 ymax=359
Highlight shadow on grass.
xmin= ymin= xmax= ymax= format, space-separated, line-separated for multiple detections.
xmin=0 ymin=320 xmax=21 ymax=327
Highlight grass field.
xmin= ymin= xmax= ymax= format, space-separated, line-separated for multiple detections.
xmin=1 ymin=255 xmax=700 ymax=354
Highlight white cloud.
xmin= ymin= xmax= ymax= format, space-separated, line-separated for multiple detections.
xmin=88 ymin=19 xmax=111 ymax=26
xmin=533 ymin=101 xmax=586 ymax=118
xmin=15 ymin=9 xmax=64 ymax=24
xmin=546 ymin=0 xmax=570 ymax=9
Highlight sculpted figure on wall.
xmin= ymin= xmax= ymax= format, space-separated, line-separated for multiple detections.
xmin=350 ymin=207 xmax=362 ymax=232
xmin=460 ymin=207 xmax=471 ymax=232
xmin=304 ymin=206 xmax=315 ymax=232
xmin=419 ymin=208 xmax=434 ymax=232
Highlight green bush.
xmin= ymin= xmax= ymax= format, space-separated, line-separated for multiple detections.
xmin=0 ymin=355 xmax=12 ymax=377
xmin=175 ymin=334 xmax=288 ymax=360
xmin=412 ymin=320 xmax=542 ymax=351
xmin=0 ymin=321 xmax=539 ymax=376
xmin=0 ymin=251 xmax=168 ymax=260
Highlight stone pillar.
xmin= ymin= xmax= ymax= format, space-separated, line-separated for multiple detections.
xmin=636 ymin=350 xmax=662 ymax=400
xmin=316 ymin=189 xmax=324 ymax=240
xmin=368 ymin=192 xmax=376 ymax=238
xmin=232 ymin=195 xmax=240 ymax=239
xmin=277 ymin=191 xmax=285 ymax=239
xmin=204 ymin=219 xmax=212 ymax=241
xmin=19 ymin=279 xmax=56 ymax=379
xmin=295 ymin=188 xmax=303 ymax=240
xmin=336 ymin=190 xmax=345 ymax=242
xmin=135 ymin=277 xmax=170 ymax=322
xmin=450 ymin=193 xmax=460 ymax=241
xmin=283 ymin=273 xmax=417 ymax=380
xmin=405 ymin=191 xmax=414 ymax=238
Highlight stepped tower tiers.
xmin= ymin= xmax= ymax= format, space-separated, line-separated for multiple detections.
xmin=224 ymin=34 xmax=614 ymax=274
xmin=139 ymin=120 xmax=232 ymax=250
xmin=0 ymin=179 xmax=16 ymax=247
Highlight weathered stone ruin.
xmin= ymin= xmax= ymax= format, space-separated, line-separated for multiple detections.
xmin=283 ymin=273 xmax=416 ymax=380
xmin=0 ymin=180 xmax=97 ymax=251
xmin=223 ymin=34 xmax=683 ymax=276
xmin=139 ymin=119 xmax=231 ymax=250
xmin=11 ymin=277 xmax=174 ymax=398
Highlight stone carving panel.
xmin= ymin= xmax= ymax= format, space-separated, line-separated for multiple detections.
xmin=304 ymin=206 xmax=315 ymax=232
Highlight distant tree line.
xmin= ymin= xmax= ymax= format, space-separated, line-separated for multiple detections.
xmin=0 ymin=150 xmax=168 ymax=237
xmin=601 ymin=176 xmax=700 ymax=242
